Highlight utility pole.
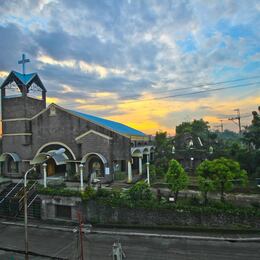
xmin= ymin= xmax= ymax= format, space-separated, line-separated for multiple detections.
xmin=229 ymin=108 xmax=241 ymax=133
xmin=220 ymin=120 xmax=224 ymax=133
xmin=214 ymin=120 xmax=224 ymax=132
xmin=77 ymin=210 xmax=84 ymax=260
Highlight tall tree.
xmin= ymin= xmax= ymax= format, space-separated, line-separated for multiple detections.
xmin=243 ymin=107 xmax=260 ymax=149
xmin=154 ymin=131 xmax=173 ymax=177
xmin=210 ymin=157 xmax=248 ymax=202
xmin=165 ymin=159 xmax=188 ymax=202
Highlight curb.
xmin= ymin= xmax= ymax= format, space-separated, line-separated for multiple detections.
xmin=91 ymin=230 xmax=260 ymax=242
xmin=1 ymin=221 xmax=260 ymax=242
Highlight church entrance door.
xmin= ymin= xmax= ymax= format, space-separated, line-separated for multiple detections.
xmin=47 ymin=159 xmax=56 ymax=176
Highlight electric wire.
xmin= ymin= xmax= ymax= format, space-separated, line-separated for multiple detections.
xmin=122 ymin=81 xmax=260 ymax=104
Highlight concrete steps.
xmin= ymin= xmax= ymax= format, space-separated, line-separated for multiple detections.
xmin=0 ymin=183 xmax=41 ymax=219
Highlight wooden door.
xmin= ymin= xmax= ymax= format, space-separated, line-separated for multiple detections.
xmin=47 ymin=159 xmax=55 ymax=176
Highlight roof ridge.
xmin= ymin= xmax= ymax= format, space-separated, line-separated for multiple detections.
xmin=68 ymin=109 xmax=145 ymax=137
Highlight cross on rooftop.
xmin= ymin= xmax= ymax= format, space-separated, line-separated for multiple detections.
xmin=18 ymin=54 xmax=30 ymax=75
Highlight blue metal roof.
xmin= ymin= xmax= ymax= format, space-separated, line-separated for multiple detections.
xmin=69 ymin=110 xmax=146 ymax=136
xmin=13 ymin=71 xmax=36 ymax=85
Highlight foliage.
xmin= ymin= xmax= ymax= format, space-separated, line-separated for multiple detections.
xmin=81 ymin=186 xmax=96 ymax=201
xmin=243 ymin=108 xmax=260 ymax=149
xmin=196 ymin=160 xmax=215 ymax=204
xmin=216 ymin=130 xmax=240 ymax=141
xmin=37 ymin=185 xmax=81 ymax=197
xmin=153 ymin=131 xmax=173 ymax=177
xmin=149 ymin=164 xmax=157 ymax=184
xmin=210 ymin=135 xmax=259 ymax=179
xmin=202 ymin=157 xmax=248 ymax=202
xmin=173 ymin=119 xmax=212 ymax=174
xmin=165 ymin=159 xmax=188 ymax=201
xmin=127 ymin=180 xmax=154 ymax=201
xmin=95 ymin=192 xmax=260 ymax=218
xmin=175 ymin=119 xmax=210 ymax=144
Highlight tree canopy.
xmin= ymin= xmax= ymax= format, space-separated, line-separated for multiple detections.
xmin=165 ymin=159 xmax=188 ymax=201
xmin=154 ymin=131 xmax=173 ymax=177
xmin=196 ymin=157 xmax=248 ymax=202
xmin=243 ymin=107 xmax=260 ymax=149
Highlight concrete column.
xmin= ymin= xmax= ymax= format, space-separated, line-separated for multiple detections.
xmin=79 ymin=164 xmax=84 ymax=192
xmin=75 ymin=163 xmax=79 ymax=174
xmin=139 ymin=157 xmax=142 ymax=175
xmin=42 ymin=163 xmax=47 ymax=188
xmin=146 ymin=162 xmax=150 ymax=186
xmin=127 ymin=161 xmax=132 ymax=183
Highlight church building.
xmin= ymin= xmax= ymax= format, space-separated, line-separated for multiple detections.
xmin=0 ymin=56 xmax=154 ymax=185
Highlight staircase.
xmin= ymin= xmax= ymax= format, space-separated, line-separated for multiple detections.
xmin=0 ymin=180 xmax=41 ymax=219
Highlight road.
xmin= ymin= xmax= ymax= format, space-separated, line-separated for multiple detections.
xmin=0 ymin=223 xmax=259 ymax=260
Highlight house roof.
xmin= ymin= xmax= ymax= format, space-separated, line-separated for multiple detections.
xmin=68 ymin=109 xmax=146 ymax=137
xmin=13 ymin=71 xmax=36 ymax=85
xmin=0 ymin=71 xmax=47 ymax=92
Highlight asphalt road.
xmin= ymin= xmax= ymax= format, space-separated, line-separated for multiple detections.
xmin=0 ymin=224 xmax=259 ymax=260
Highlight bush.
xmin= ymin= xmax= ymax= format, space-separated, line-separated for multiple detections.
xmin=37 ymin=185 xmax=80 ymax=197
xmin=127 ymin=180 xmax=153 ymax=202
xmin=81 ymin=187 xmax=96 ymax=201
xmin=114 ymin=171 xmax=126 ymax=181
xmin=96 ymin=188 xmax=112 ymax=198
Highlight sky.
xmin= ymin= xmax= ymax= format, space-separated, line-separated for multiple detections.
xmin=0 ymin=0 xmax=259 ymax=135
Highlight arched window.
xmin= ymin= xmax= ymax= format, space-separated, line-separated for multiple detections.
xmin=7 ymin=155 xmax=19 ymax=173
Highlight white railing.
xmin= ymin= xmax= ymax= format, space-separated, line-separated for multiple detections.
xmin=0 ymin=178 xmax=23 ymax=204
xmin=28 ymin=194 xmax=38 ymax=208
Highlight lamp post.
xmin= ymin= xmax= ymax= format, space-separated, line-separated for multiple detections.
xmin=24 ymin=148 xmax=66 ymax=260
xmin=42 ymin=163 xmax=47 ymax=188
xmin=24 ymin=166 xmax=36 ymax=260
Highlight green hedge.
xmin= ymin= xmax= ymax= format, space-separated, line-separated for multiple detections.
xmin=37 ymin=185 xmax=81 ymax=197
xmin=36 ymin=185 xmax=260 ymax=218
xmin=91 ymin=188 xmax=260 ymax=218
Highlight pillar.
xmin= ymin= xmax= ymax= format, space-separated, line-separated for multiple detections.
xmin=42 ymin=163 xmax=47 ymax=188
xmin=127 ymin=161 xmax=132 ymax=183
xmin=139 ymin=157 xmax=142 ymax=175
xmin=146 ymin=162 xmax=150 ymax=186
xmin=79 ymin=164 xmax=84 ymax=192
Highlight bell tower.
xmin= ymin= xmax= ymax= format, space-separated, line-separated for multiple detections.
xmin=1 ymin=54 xmax=47 ymax=145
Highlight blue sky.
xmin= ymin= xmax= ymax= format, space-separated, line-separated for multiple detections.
xmin=0 ymin=0 xmax=259 ymax=134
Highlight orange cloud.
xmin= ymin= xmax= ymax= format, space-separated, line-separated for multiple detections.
xmin=0 ymin=71 xmax=9 ymax=78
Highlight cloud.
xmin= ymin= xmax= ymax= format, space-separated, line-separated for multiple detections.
xmin=0 ymin=0 xmax=260 ymax=134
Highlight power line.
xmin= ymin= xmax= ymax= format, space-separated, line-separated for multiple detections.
xmin=122 ymin=81 xmax=260 ymax=104
xmin=118 ymin=75 xmax=260 ymax=101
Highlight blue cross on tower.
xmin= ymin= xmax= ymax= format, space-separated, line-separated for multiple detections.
xmin=18 ymin=53 xmax=30 ymax=75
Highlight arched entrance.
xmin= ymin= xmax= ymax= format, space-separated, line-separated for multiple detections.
xmin=36 ymin=143 xmax=75 ymax=177
xmin=0 ymin=152 xmax=21 ymax=176
xmin=88 ymin=155 xmax=104 ymax=178
xmin=81 ymin=153 xmax=107 ymax=182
